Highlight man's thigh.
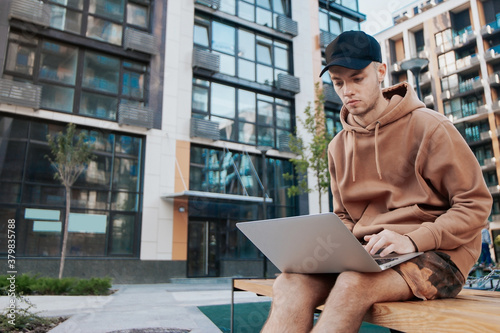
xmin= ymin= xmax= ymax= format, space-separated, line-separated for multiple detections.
xmin=392 ymin=251 xmax=465 ymax=300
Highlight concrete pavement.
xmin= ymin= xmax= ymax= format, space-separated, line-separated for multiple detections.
xmin=0 ymin=279 xmax=272 ymax=333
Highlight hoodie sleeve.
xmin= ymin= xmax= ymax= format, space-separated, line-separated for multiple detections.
xmin=328 ymin=141 xmax=355 ymax=232
xmin=405 ymin=119 xmax=492 ymax=252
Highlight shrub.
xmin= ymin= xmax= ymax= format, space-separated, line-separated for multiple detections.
xmin=0 ymin=274 xmax=112 ymax=296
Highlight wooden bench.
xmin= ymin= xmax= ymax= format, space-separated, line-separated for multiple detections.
xmin=230 ymin=278 xmax=500 ymax=333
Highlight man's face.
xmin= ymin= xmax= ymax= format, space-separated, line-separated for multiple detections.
xmin=329 ymin=63 xmax=386 ymax=118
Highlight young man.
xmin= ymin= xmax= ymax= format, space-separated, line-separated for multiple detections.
xmin=261 ymin=31 xmax=492 ymax=333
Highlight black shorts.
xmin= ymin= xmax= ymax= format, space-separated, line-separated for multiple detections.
xmin=392 ymin=251 xmax=465 ymax=300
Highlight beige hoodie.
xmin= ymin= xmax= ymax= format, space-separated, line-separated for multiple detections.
xmin=327 ymin=82 xmax=492 ymax=278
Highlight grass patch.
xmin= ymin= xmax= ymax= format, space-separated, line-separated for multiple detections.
xmin=0 ymin=274 xmax=113 ymax=296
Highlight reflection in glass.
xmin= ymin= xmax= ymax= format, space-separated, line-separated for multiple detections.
xmin=238 ymin=90 xmax=256 ymax=122
xmin=212 ymin=116 xmax=236 ymax=141
xmin=238 ymin=59 xmax=255 ymax=81
xmin=112 ymin=192 xmax=138 ymax=211
xmin=86 ymin=16 xmax=123 ymax=45
xmin=217 ymin=52 xmax=236 ymax=76
xmin=257 ymin=41 xmax=272 ymax=65
xmin=238 ymin=2 xmax=255 ymax=22
xmin=5 ymin=42 xmax=36 ymax=76
xmin=83 ymin=51 xmax=120 ymax=93
xmin=194 ymin=25 xmax=210 ymax=47
xmin=274 ymin=47 xmax=288 ymax=70
xmin=49 ymin=5 xmax=82 ymax=34
xmin=127 ymin=2 xmax=148 ymax=28
xmin=80 ymin=92 xmax=117 ymax=120
xmin=212 ymin=22 xmax=235 ymax=55
xmin=211 ymin=84 xmax=235 ymax=118
xmin=40 ymin=42 xmax=78 ymax=84
xmin=257 ymin=64 xmax=273 ymax=85
xmin=256 ymin=7 xmax=272 ymax=27
xmin=258 ymin=127 xmax=274 ymax=147
xmin=113 ymin=157 xmax=139 ymax=191
xmin=258 ymin=100 xmax=273 ymax=125
xmin=40 ymin=84 xmax=75 ymax=113
xmin=239 ymin=122 xmax=256 ymax=145
xmin=238 ymin=30 xmax=255 ymax=60
xmin=89 ymin=0 xmax=125 ymax=22
xmin=110 ymin=214 xmax=135 ymax=255
xmin=192 ymin=85 xmax=209 ymax=112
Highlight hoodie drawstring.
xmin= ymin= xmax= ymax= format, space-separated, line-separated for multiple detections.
xmin=374 ymin=122 xmax=382 ymax=180
xmin=351 ymin=132 xmax=356 ymax=182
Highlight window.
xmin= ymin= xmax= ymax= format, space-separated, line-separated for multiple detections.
xmin=46 ymin=0 xmax=151 ymax=43
xmin=318 ymin=9 xmax=359 ymax=35
xmin=0 ymin=116 xmax=144 ymax=257
xmin=194 ymin=17 xmax=292 ymax=87
xmin=220 ymin=0 xmax=291 ymax=29
xmin=4 ymin=32 xmax=148 ymax=121
xmin=192 ymin=79 xmax=293 ymax=148
xmin=189 ymin=145 xmax=297 ymax=214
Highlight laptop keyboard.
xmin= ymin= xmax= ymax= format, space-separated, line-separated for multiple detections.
xmin=374 ymin=257 xmax=399 ymax=265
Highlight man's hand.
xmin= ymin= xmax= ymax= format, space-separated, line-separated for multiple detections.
xmin=364 ymin=230 xmax=416 ymax=257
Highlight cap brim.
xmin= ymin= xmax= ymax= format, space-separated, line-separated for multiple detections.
xmin=319 ymin=58 xmax=372 ymax=77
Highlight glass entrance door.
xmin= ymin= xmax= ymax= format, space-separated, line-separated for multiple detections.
xmin=187 ymin=220 xmax=219 ymax=277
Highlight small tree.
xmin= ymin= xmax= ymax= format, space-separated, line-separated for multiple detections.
xmin=46 ymin=123 xmax=94 ymax=279
xmin=284 ymin=83 xmax=331 ymax=212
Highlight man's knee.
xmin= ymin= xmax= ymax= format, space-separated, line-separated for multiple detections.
xmin=273 ymin=273 xmax=336 ymax=305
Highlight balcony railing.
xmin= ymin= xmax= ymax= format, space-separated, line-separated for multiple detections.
xmin=481 ymin=14 xmax=500 ymax=36
xmin=192 ymin=48 xmax=220 ymax=73
xmin=277 ymin=73 xmax=300 ymax=94
xmin=439 ymin=54 xmax=479 ymax=77
xmin=320 ymin=31 xmax=338 ymax=49
xmin=0 ymin=79 xmax=42 ymax=109
xmin=9 ymin=0 xmax=50 ymax=27
xmin=124 ymin=28 xmax=157 ymax=55
xmin=423 ymin=94 xmax=434 ymax=107
xmin=485 ymin=44 xmax=500 ymax=62
xmin=190 ymin=118 xmax=220 ymax=141
xmin=323 ymin=84 xmax=342 ymax=105
xmin=118 ymin=103 xmax=154 ymax=129
xmin=276 ymin=15 xmax=298 ymax=37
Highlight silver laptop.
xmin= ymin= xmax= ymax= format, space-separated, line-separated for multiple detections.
xmin=236 ymin=212 xmax=423 ymax=274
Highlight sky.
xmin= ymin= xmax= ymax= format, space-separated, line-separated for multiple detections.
xmin=358 ymin=0 xmax=419 ymax=35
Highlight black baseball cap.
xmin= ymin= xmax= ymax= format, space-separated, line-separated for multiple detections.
xmin=319 ymin=30 xmax=382 ymax=77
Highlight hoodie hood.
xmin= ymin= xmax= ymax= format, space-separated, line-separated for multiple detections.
xmin=339 ymin=82 xmax=426 ymax=181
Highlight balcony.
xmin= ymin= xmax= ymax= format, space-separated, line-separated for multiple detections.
xmin=442 ymin=77 xmax=483 ymax=101
xmin=489 ymin=72 xmax=500 ymax=86
xmin=118 ymin=103 xmax=154 ymax=129
xmin=482 ymin=157 xmax=496 ymax=171
xmin=423 ymin=94 xmax=434 ymax=107
xmin=323 ymin=84 xmax=342 ymax=105
xmin=485 ymin=45 xmax=500 ymax=64
xmin=481 ymin=16 xmax=500 ymax=37
xmin=190 ymin=118 xmax=220 ymax=141
xmin=452 ymin=27 xmax=476 ymax=48
xmin=320 ymin=30 xmax=338 ymax=49
xmin=420 ymin=71 xmax=431 ymax=86
xmin=492 ymin=100 xmax=500 ymax=113
xmin=489 ymin=185 xmax=500 ymax=195
xmin=439 ymin=54 xmax=479 ymax=77
xmin=192 ymin=48 xmax=220 ymax=73
xmin=9 ymin=0 xmax=50 ymax=27
xmin=419 ymin=0 xmax=436 ymax=11
xmin=0 ymin=79 xmax=42 ymax=109
xmin=277 ymin=15 xmax=298 ymax=37
xmin=277 ymin=73 xmax=300 ymax=94
xmin=124 ymin=28 xmax=157 ymax=55
xmin=194 ymin=0 xmax=220 ymax=10
xmin=394 ymin=13 xmax=410 ymax=24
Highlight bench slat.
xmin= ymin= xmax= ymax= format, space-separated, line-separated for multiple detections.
xmin=233 ymin=279 xmax=500 ymax=333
